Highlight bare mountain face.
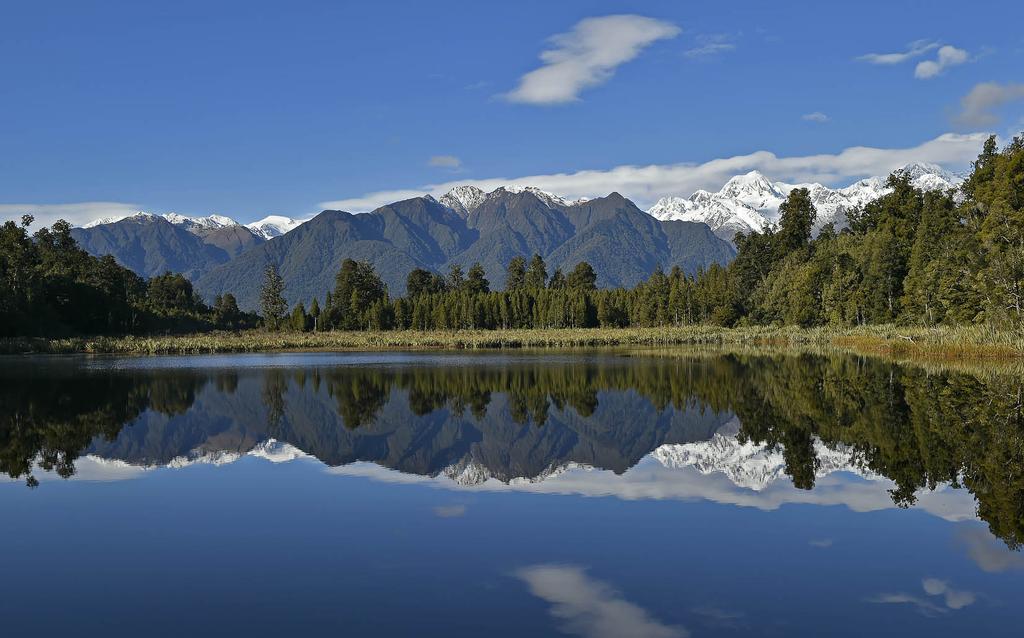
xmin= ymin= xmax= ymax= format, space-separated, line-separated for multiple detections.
xmin=647 ymin=162 xmax=966 ymax=244
xmin=194 ymin=189 xmax=734 ymax=309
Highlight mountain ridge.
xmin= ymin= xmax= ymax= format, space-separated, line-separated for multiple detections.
xmin=195 ymin=190 xmax=735 ymax=309
xmin=648 ymin=162 xmax=965 ymax=243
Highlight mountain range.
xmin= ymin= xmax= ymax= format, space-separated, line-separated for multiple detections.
xmin=69 ymin=161 xmax=962 ymax=309
xmin=73 ymin=188 xmax=734 ymax=309
xmin=648 ymin=162 xmax=965 ymax=243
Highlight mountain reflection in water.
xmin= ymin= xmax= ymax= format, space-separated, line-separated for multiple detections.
xmin=2 ymin=351 xmax=1022 ymax=549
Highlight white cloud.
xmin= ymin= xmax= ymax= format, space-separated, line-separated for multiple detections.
xmin=683 ymin=34 xmax=735 ymax=59
xmin=955 ymin=81 xmax=1024 ymax=127
xmin=867 ymin=578 xmax=976 ymax=617
xmin=505 ymin=15 xmax=680 ymax=105
xmin=914 ymin=45 xmax=969 ymax=79
xmin=921 ymin=578 xmax=976 ymax=610
xmin=802 ymin=111 xmax=830 ymax=123
xmin=857 ymin=40 xmax=938 ymax=65
xmin=516 ymin=564 xmax=688 ymax=638
xmin=956 ymin=526 xmax=1024 ymax=573
xmin=865 ymin=593 xmax=948 ymax=617
xmin=0 ymin=201 xmax=141 ymax=229
xmin=320 ymin=132 xmax=988 ymax=212
xmin=428 ymin=155 xmax=462 ymax=169
xmin=432 ymin=504 xmax=466 ymax=518
xmin=326 ymin=454 xmax=979 ymax=524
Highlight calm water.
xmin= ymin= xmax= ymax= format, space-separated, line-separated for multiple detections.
xmin=1 ymin=350 xmax=1022 ymax=637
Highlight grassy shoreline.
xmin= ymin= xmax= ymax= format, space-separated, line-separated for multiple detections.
xmin=2 ymin=324 xmax=1023 ymax=361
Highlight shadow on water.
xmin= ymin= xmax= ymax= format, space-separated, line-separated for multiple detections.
xmin=1 ymin=351 xmax=1022 ymax=548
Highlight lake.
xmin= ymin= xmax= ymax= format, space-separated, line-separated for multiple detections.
xmin=1 ymin=350 xmax=1022 ymax=637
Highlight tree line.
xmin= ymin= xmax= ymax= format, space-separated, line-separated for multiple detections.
xmin=0 ymin=217 xmax=257 ymax=337
xmin=4 ymin=135 xmax=1022 ymax=337
xmin=4 ymin=352 xmax=1022 ymax=547
xmin=260 ymin=135 xmax=1024 ymax=332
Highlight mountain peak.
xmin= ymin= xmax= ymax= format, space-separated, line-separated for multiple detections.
xmin=82 ymin=211 xmax=155 ymax=228
xmin=439 ymin=185 xmax=487 ymax=216
xmin=649 ymin=162 xmax=963 ymax=245
xmin=163 ymin=213 xmax=239 ymax=231
xmin=245 ymin=215 xmax=307 ymax=239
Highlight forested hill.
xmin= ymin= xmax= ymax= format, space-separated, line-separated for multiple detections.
xmin=195 ymin=190 xmax=734 ymax=310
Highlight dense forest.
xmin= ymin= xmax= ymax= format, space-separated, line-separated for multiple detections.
xmin=2 ymin=135 xmax=1021 ymax=337
xmin=0 ymin=218 xmax=257 ymax=336
xmin=267 ymin=135 xmax=1024 ymax=333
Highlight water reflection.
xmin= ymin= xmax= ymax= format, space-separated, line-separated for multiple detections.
xmin=516 ymin=564 xmax=688 ymax=638
xmin=2 ymin=351 xmax=1023 ymax=550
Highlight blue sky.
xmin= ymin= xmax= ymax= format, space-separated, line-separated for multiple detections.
xmin=2 ymin=0 xmax=1022 ymax=225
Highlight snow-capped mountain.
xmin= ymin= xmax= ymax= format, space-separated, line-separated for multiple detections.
xmin=163 ymin=213 xmax=238 ymax=233
xmin=84 ymin=211 xmax=242 ymax=230
xmin=648 ymin=162 xmax=965 ymax=244
xmin=648 ymin=189 xmax=770 ymax=241
xmin=439 ymin=185 xmax=487 ymax=217
xmin=81 ymin=210 xmax=307 ymax=240
xmin=245 ymin=215 xmax=307 ymax=239
xmin=82 ymin=211 xmax=157 ymax=228
xmin=652 ymin=431 xmax=872 ymax=491
xmin=437 ymin=184 xmax=590 ymax=217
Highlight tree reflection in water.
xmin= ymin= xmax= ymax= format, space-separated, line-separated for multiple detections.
xmin=1 ymin=352 xmax=1021 ymax=547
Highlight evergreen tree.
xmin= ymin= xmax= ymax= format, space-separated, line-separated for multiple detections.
xmin=407 ymin=268 xmax=437 ymax=297
xmin=447 ymin=263 xmax=465 ymax=291
xmin=259 ymin=264 xmax=287 ymax=330
xmin=566 ymin=262 xmax=597 ymax=290
xmin=506 ymin=256 xmax=527 ymax=291
xmin=333 ymin=259 xmax=387 ymax=329
xmin=775 ymin=187 xmax=816 ymax=256
xmin=290 ymin=302 xmax=310 ymax=332
xmin=525 ymin=254 xmax=547 ymax=289
xmin=213 ymin=293 xmax=241 ymax=329
xmin=465 ymin=262 xmax=490 ymax=295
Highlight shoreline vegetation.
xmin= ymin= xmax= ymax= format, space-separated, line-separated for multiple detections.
xmin=3 ymin=324 xmax=1023 ymax=362
xmin=4 ymin=137 xmax=1024 ymax=352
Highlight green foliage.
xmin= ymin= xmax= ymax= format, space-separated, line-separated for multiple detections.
xmin=506 ymin=256 xmax=526 ymax=291
xmin=465 ymin=262 xmax=490 ymax=295
xmin=696 ymin=137 xmax=1024 ymax=329
xmin=566 ymin=262 xmax=598 ymax=290
xmin=4 ymin=351 xmax=1024 ymax=547
xmin=525 ymin=253 xmax=547 ymax=289
xmin=327 ymin=258 xmax=388 ymax=330
xmin=259 ymin=264 xmax=288 ymax=330
xmin=0 ymin=216 xmax=255 ymax=336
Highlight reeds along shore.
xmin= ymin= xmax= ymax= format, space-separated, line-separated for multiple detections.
xmin=2 ymin=324 xmax=1023 ymax=361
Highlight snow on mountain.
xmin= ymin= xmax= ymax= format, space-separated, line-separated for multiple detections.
xmin=245 ymin=215 xmax=306 ymax=239
xmin=82 ymin=211 xmax=156 ymax=228
xmin=648 ymin=190 xmax=769 ymax=241
xmin=439 ymin=455 xmax=583 ymax=486
xmin=439 ymin=185 xmax=487 ymax=216
xmin=438 ymin=184 xmax=590 ymax=216
xmin=81 ymin=210 xmax=306 ymax=240
xmin=163 ymin=213 xmax=239 ymax=232
xmin=719 ymin=171 xmax=787 ymax=211
xmin=84 ymin=211 xmax=241 ymax=231
xmin=651 ymin=429 xmax=872 ymax=491
xmin=248 ymin=439 xmax=309 ymax=463
xmin=649 ymin=163 xmax=964 ymax=244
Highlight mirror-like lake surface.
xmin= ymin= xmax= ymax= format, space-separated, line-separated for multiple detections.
xmin=2 ymin=350 xmax=1022 ymax=637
